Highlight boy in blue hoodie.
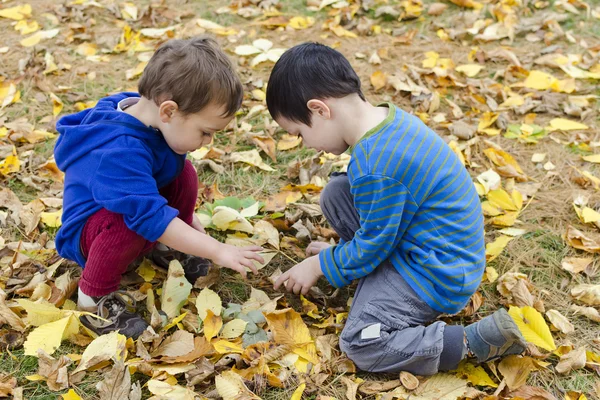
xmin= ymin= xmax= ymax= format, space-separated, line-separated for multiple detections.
xmin=55 ymin=37 xmax=264 ymax=338
xmin=269 ymin=43 xmax=526 ymax=375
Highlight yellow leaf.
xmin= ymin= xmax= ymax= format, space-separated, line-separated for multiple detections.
xmin=289 ymin=16 xmax=315 ymax=29
xmin=253 ymin=220 xmax=280 ymax=249
xmin=491 ymin=211 xmax=518 ymax=227
xmin=17 ymin=299 xmax=67 ymax=326
xmin=0 ymin=146 xmax=21 ymax=175
xmin=422 ymin=51 xmax=439 ymax=68
xmin=582 ymin=154 xmax=600 ymax=163
xmin=370 ymin=71 xmax=387 ymax=91
xmin=485 ymin=267 xmax=499 ymax=283
xmin=195 ymin=288 xmax=222 ymax=321
xmin=49 ymin=93 xmax=63 ymax=116
xmin=163 ymin=312 xmax=188 ymax=331
xmin=483 ymin=148 xmax=527 ymax=181
xmin=330 ymin=24 xmax=357 ymax=38
xmin=147 ymin=379 xmax=197 ymax=399
xmin=301 ymin=295 xmax=321 ymax=319
xmin=213 ymin=340 xmax=244 ymax=354
xmin=449 ymin=0 xmax=483 ymax=9
xmin=277 ymin=134 xmax=303 ymax=151
xmin=40 ymin=210 xmax=62 ymax=228
xmin=20 ymin=29 xmax=59 ymax=47
xmin=581 ymin=207 xmax=600 ymax=223
xmin=291 ymin=383 xmax=306 ymax=400
xmin=570 ymin=284 xmax=600 ymax=305
xmin=160 ymin=260 xmax=192 ymax=319
xmin=24 ymin=314 xmax=80 ymax=356
xmin=455 ymin=360 xmax=498 ymax=387
xmin=0 ymin=4 xmax=32 ymax=20
xmin=61 ymin=389 xmax=82 ymax=400
xmin=221 ymin=319 xmax=248 ymax=339
xmin=477 ymin=112 xmax=498 ymax=132
xmin=203 ymin=309 xmax=223 ymax=341
xmin=73 ymin=331 xmax=127 ymax=373
xmin=212 ymin=206 xmax=254 ymax=233
xmin=488 ymin=189 xmax=518 ymax=211
xmin=229 ymin=149 xmax=275 ymax=172
xmin=136 ymin=259 xmax=156 ymax=282
xmin=524 ymin=70 xmax=556 ymax=90
xmin=508 ymin=306 xmax=556 ymax=351
xmin=215 ymin=370 xmax=260 ymax=400
xmin=15 ymin=20 xmax=39 ymax=35
xmin=121 ymin=3 xmax=138 ymax=20
xmin=125 ymin=61 xmax=147 ymax=80
xmin=455 ymin=64 xmax=484 ymax=77
xmin=265 ymin=308 xmax=312 ymax=346
xmin=76 ymin=42 xmax=97 ymax=56
xmin=548 ymin=118 xmax=589 ymax=131
xmin=485 ymin=235 xmax=513 ymax=261
xmin=498 ymin=355 xmax=537 ymax=390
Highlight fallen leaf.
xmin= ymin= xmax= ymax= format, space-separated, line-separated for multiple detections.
xmin=508 ymin=306 xmax=556 ymax=351
xmin=203 ymin=309 xmax=223 ymax=341
xmin=509 ymin=386 xmax=558 ymax=400
xmin=160 ymin=260 xmax=192 ymax=319
xmin=456 ymin=64 xmax=484 ymax=77
xmin=253 ymin=220 xmax=280 ymax=249
xmin=370 ymin=71 xmax=387 ymax=90
xmin=195 ymin=288 xmax=223 ymax=320
xmin=484 ymin=148 xmax=527 ymax=181
xmin=212 ymin=206 xmax=256 ymax=233
xmin=571 ymin=284 xmax=600 ymax=305
xmin=548 ymin=118 xmax=589 ymax=131
xmin=73 ymin=331 xmax=127 ymax=373
xmin=23 ymin=314 xmax=79 ymax=356
xmin=0 ymin=4 xmax=32 ymax=20
xmin=221 ymin=319 xmax=247 ymax=339
xmin=498 ymin=355 xmax=537 ymax=390
xmin=561 ymin=257 xmax=593 ymax=274
xmin=96 ymin=360 xmax=140 ymax=400
xmin=215 ymin=370 xmax=260 ymax=400
xmin=556 ymin=347 xmax=586 ymax=374
xmin=546 ymin=309 xmax=574 ymax=334
xmin=277 ymin=134 xmax=303 ymax=151
xmin=400 ymin=371 xmax=419 ymax=390
xmin=570 ymin=304 xmax=600 ymax=322
xmin=61 ymin=389 xmax=81 ymax=400
xmin=455 ymin=360 xmax=498 ymax=388
xmin=485 ymin=235 xmax=513 ymax=261
xmin=152 ymin=330 xmax=195 ymax=357
xmin=565 ymin=226 xmax=600 ymax=253
xmin=147 ymin=379 xmax=196 ymax=400
xmin=291 ymin=382 xmax=306 ymax=400
xmin=413 ymin=373 xmax=469 ymax=398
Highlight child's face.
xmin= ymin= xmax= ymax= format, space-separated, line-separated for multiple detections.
xmin=276 ymin=113 xmax=348 ymax=155
xmin=160 ymin=102 xmax=233 ymax=155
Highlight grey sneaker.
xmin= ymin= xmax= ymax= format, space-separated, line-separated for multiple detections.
xmin=79 ymin=291 xmax=149 ymax=339
xmin=465 ymin=308 xmax=527 ymax=363
xmin=150 ymin=243 xmax=210 ymax=285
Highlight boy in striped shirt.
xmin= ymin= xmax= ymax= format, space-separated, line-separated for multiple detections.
xmin=268 ymin=43 xmax=526 ymax=375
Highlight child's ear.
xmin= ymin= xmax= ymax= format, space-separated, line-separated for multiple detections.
xmin=158 ymin=100 xmax=179 ymax=123
xmin=307 ymin=99 xmax=331 ymax=119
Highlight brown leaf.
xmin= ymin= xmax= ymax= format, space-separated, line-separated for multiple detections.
xmin=0 ymin=289 xmax=26 ymax=332
xmin=427 ymin=2 xmax=448 ymax=15
xmin=250 ymin=135 xmax=277 ymax=162
xmin=570 ymin=304 xmax=600 ymax=322
xmin=509 ymin=386 xmax=558 ymax=400
xmin=571 ymin=284 xmax=600 ymax=305
xmin=0 ymin=374 xmax=17 ymax=397
xmin=340 ymin=376 xmax=359 ymax=400
xmin=565 ymin=226 xmax=600 ymax=253
xmin=461 ymin=291 xmax=483 ymax=316
xmin=561 ymin=257 xmax=593 ymax=274
xmin=160 ymin=336 xmax=214 ymax=364
xmin=19 ymin=199 xmax=45 ymax=235
xmin=151 ymin=330 xmax=195 ymax=358
xmin=37 ymin=349 xmax=72 ymax=391
xmin=511 ymin=279 xmax=536 ymax=307
xmin=370 ymin=71 xmax=388 ymax=91
xmin=399 ymin=371 xmax=419 ymax=390
xmin=555 ymin=347 xmax=586 ymax=374
xmin=358 ymin=380 xmax=401 ymax=395
xmin=96 ymin=360 xmax=140 ymax=400
xmin=545 ymin=309 xmax=574 ymax=334
xmin=498 ymin=355 xmax=537 ymax=390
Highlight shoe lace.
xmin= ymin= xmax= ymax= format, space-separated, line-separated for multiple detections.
xmin=86 ymin=291 xmax=137 ymax=329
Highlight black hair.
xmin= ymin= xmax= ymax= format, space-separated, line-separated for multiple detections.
xmin=266 ymin=42 xmax=365 ymax=126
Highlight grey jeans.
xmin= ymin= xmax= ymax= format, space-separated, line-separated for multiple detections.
xmin=320 ymin=173 xmax=466 ymax=375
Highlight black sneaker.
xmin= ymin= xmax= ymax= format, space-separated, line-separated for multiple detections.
xmin=150 ymin=243 xmax=210 ymax=285
xmin=79 ymin=291 xmax=149 ymax=339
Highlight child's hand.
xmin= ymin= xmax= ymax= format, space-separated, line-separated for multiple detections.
xmin=306 ymin=241 xmax=332 ymax=256
xmin=214 ymin=244 xmax=264 ymax=279
xmin=274 ymin=256 xmax=323 ymax=295
xmin=191 ymin=214 xmax=207 ymax=234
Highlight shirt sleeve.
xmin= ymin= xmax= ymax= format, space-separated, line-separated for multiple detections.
xmin=319 ymin=174 xmax=417 ymax=288
xmin=90 ymin=145 xmax=179 ymax=242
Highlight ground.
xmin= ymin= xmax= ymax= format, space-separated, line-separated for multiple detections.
xmin=0 ymin=0 xmax=600 ymax=399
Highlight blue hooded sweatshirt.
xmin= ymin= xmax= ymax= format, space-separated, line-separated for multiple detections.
xmin=54 ymin=92 xmax=186 ymax=267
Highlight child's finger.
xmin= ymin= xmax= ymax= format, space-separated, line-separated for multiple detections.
xmin=301 ymin=285 xmax=311 ymax=296
xmin=244 ymin=245 xmax=264 ymax=252
xmin=292 ymin=283 xmax=302 ymax=295
xmin=235 ymin=265 xmax=248 ymax=280
xmin=245 ymin=251 xmax=264 ymax=264
xmin=274 ymin=270 xmax=290 ymax=290
xmin=240 ymin=258 xmax=258 ymax=275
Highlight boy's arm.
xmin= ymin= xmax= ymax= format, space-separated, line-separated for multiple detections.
xmin=92 ymin=146 xmax=264 ymax=277
xmin=159 ymin=218 xmax=263 ymax=278
xmin=319 ymin=174 xmax=418 ymax=288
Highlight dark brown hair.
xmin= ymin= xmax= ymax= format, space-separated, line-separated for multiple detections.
xmin=267 ymin=42 xmax=365 ymax=126
xmin=139 ymin=36 xmax=243 ymax=117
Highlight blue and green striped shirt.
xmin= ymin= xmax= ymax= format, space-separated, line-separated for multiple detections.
xmin=319 ymin=103 xmax=485 ymax=314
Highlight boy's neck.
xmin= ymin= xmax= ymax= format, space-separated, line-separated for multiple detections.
xmin=335 ymin=96 xmax=390 ymax=148
xmin=123 ymin=96 xmax=161 ymax=129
